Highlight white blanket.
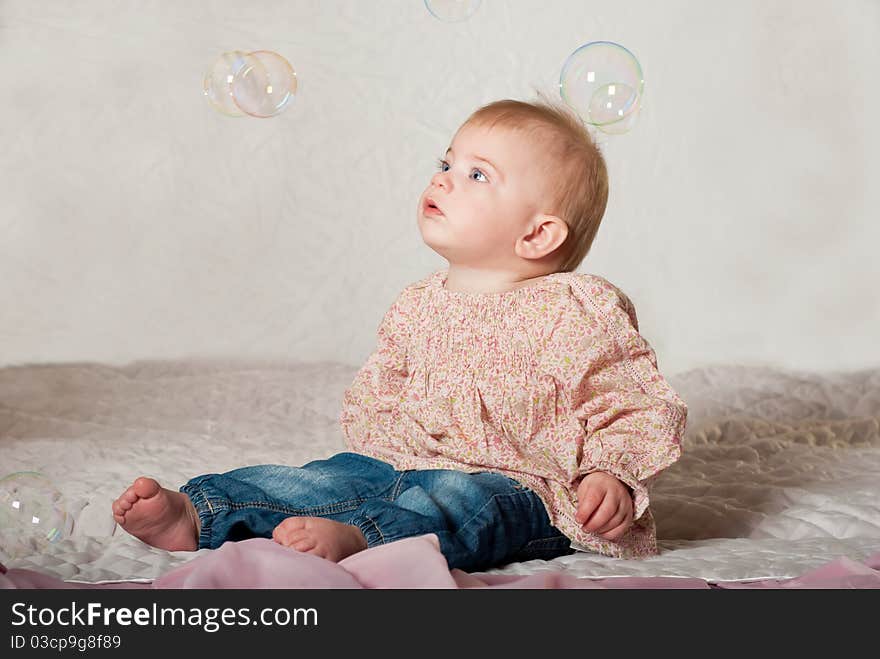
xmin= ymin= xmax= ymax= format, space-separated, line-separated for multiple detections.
xmin=1 ymin=360 xmax=878 ymax=583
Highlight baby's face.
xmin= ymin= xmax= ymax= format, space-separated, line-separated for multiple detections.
xmin=417 ymin=122 xmax=552 ymax=269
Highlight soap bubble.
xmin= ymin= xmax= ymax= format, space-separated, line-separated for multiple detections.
xmin=0 ymin=472 xmax=71 ymax=561
xmin=425 ymin=0 xmax=482 ymax=22
xmin=203 ymin=50 xmax=251 ymax=117
xmin=595 ymin=103 xmax=642 ymax=135
xmin=559 ymin=41 xmax=644 ymax=133
xmin=230 ymin=50 xmax=298 ymax=118
xmin=204 ymin=50 xmax=297 ymax=118
xmin=588 ymin=82 xmax=640 ymax=126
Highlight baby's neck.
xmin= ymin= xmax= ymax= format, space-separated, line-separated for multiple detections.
xmin=443 ymin=266 xmax=556 ymax=294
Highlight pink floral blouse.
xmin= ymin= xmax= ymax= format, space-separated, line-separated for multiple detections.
xmin=340 ymin=269 xmax=688 ymax=558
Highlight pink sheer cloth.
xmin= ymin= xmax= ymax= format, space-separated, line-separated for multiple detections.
xmin=2 ymin=535 xmax=879 ymax=589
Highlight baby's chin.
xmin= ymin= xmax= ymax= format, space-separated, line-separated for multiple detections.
xmin=417 ymin=231 xmax=451 ymax=260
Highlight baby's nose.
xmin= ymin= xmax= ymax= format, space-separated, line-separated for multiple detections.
xmin=431 ymin=170 xmax=451 ymax=189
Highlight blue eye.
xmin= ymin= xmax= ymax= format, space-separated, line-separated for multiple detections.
xmin=435 ymin=159 xmax=488 ymax=183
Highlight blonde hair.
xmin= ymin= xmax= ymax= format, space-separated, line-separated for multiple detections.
xmin=462 ymin=96 xmax=609 ymax=272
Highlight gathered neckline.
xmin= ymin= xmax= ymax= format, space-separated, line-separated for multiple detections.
xmin=431 ymin=269 xmax=562 ymax=299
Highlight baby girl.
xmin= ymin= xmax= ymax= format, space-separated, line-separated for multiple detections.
xmin=112 ymin=97 xmax=687 ymax=572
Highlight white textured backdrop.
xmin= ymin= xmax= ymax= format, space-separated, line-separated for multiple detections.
xmin=1 ymin=0 xmax=877 ymax=375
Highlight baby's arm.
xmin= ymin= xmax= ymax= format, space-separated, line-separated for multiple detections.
xmin=548 ymin=275 xmax=688 ymax=533
xmin=574 ymin=471 xmax=634 ymax=541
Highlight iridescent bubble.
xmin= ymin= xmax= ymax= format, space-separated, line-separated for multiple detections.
xmin=203 ymin=50 xmax=251 ymax=117
xmin=425 ymin=0 xmax=482 ymax=22
xmin=559 ymin=41 xmax=644 ymax=133
xmin=596 ymin=102 xmax=642 ymax=135
xmin=229 ymin=50 xmax=298 ymax=118
xmin=589 ymin=82 xmax=639 ymax=126
xmin=0 ymin=472 xmax=71 ymax=561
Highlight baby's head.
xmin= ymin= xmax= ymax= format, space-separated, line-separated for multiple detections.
xmin=418 ymin=97 xmax=608 ymax=275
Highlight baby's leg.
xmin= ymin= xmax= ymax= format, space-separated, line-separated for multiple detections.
xmin=111 ymin=477 xmax=200 ymax=551
xmin=179 ymin=453 xmax=398 ymax=552
xmin=348 ymin=469 xmax=572 ymax=571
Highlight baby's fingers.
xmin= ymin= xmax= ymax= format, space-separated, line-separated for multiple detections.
xmin=575 ymin=487 xmax=605 ymax=525
xmin=594 ymin=501 xmax=629 ymax=535
xmin=596 ymin=504 xmax=634 ymax=542
xmin=581 ymin=493 xmax=618 ymax=533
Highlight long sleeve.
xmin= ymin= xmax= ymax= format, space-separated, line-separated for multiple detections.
xmin=548 ymin=274 xmax=688 ymax=522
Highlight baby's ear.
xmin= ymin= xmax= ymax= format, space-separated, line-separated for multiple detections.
xmin=515 ymin=215 xmax=568 ymax=261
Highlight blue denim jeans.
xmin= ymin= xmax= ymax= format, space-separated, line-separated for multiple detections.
xmin=179 ymin=452 xmax=573 ymax=572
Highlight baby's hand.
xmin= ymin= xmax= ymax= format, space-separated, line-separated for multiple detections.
xmin=574 ymin=471 xmax=634 ymax=542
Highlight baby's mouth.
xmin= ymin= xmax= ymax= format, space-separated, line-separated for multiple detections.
xmin=424 ymin=198 xmax=444 ymax=216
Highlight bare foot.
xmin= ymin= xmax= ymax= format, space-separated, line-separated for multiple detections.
xmin=111 ymin=477 xmax=199 ymax=551
xmin=272 ymin=517 xmax=368 ymax=562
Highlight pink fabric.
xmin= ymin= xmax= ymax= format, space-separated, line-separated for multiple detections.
xmin=713 ymin=554 xmax=880 ymax=589
xmin=2 ymin=536 xmax=878 ymax=589
xmin=340 ymin=269 xmax=688 ymax=558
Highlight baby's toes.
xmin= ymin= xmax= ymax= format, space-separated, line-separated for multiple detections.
xmin=291 ymin=537 xmax=318 ymax=553
xmin=273 ymin=527 xmax=315 ymax=552
xmin=121 ymin=487 xmax=140 ymax=504
xmin=272 ymin=522 xmax=302 ymax=544
xmin=273 ymin=517 xmax=305 ymax=538
xmin=112 ymin=498 xmax=129 ymax=516
xmin=278 ymin=517 xmax=307 ymax=531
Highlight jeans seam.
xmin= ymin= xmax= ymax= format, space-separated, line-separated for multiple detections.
xmin=353 ymin=514 xmax=386 ymax=547
xmin=181 ymin=485 xmax=216 ymax=549
xmin=388 ymin=472 xmax=408 ymax=501
xmin=348 ymin=476 xmax=403 ymax=547
xmin=225 ymin=499 xmax=365 ymax=516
